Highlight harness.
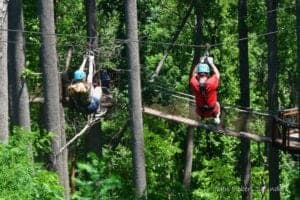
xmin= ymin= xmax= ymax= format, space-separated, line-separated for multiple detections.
xmin=199 ymin=81 xmax=216 ymax=113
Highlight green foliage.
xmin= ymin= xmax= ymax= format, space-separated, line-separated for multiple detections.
xmin=250 ymin=143 xmax=268 ymax=199
xmin=143 ymin=125 xmax=187 ymax=199
xmin=33 ymin=131 xmax=54 ymax=156
xmin=192 ymin=157 xmax=240 ymax=199
xmin=73 ymin=161 xmax=123 ymax=199
xmin=21 ymin=68 xmax=42 ymax=81
xmin=280 ymin=153 xmax=300 ymax=200
xmin=192 ymin=132 xmax=240 ymax=199
xmin=19 ymin=0 xmax=300 ymax=198
xmin=73 ymin=148 xmax=132 ymax=200
xmin=72 ymin=122 xmax=187 ymax=199
xmin=0 ymin=128 xmax=63 ymax=200
xmin=31 ymin=169 xmax=64 ymax=200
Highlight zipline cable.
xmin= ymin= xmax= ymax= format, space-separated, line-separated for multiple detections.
xmin=145 ymin=85 xmax=300 ymax=128
xmin=1 ymin=22 xmax=299 ymax=49
xmin=144 ymin=80 xmax=289 ymax=118
xmin=2 ymin=13 xmax=297 ymax=122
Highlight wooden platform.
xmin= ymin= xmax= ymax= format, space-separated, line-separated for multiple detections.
xmin=276 ymin=107 xmax=300 ymax=153
xmin=274 ymin=138 xmax=300 ymax=153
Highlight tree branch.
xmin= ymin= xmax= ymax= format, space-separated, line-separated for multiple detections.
xmin=57 ymin=116 xmax=101 ymax=155
xmin=143 ymin=106 xmax=271 ymax=143
xmin=151 ymin=0 xmax=195 ymax=80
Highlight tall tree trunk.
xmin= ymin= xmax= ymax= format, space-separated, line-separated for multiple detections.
xmin=86 ymin=0 xmax=98 ymax=47
xmin=183 ymin=0 xmax=203 ymax=190
xmin=125 ymin=0 xmax=147 ymax=197
xmin=59 ymin=65 xmax=69 ymax=199
xmin=238 ymin=0 xmax=252 ymax=199
xmin=59 ymin=102 xmax=70 ymax=200
xmin=266 ymin=0 xmax=280 ymax=199
xmin=183 ymin=126 xmax=194 ymax=190
xmin=0 ymin=0 xmax=8 ymax=144
xmin=38 ymin=0 xmax=70 ymax=199
xmin=85 ymin=0 xmax=101 ymax=154
xmin=295 ymin=1 xmax=300 ymax=198
xmin=8 ymin=0 xmax=31 ymax=131
xmin=297 ymin=0 xmax=300 ymax=107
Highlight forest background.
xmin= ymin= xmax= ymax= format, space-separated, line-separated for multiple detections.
xmin=0 ymin=0 xmax=300 ymax=199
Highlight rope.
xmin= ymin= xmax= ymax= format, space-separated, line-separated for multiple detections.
xmin=0 ymin=22 xmax=299 ymax=49
xmin=20 ymin=0 xmax=294 ymax=37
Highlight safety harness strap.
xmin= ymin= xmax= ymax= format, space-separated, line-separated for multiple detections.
xmin=199 ymin=82 xmax=215 ymax=112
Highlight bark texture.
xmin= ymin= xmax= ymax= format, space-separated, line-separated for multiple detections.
xmin=125 ymin=0 xmax=147 ymax=197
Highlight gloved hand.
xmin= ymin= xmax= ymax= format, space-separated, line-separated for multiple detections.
xmin=207 ymin=56 xmax=213 ymax=65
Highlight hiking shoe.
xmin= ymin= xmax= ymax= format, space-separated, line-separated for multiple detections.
xmin=214 ymin=116 xmax=220 ymax=125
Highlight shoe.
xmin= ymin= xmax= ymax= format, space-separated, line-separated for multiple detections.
xmin=95 ymin=107 xmax=107 ymax=117
xmin=214 ymin=107 xmax=221 ymax=125
xmin=214 ymin=116 xmax=220 ymax=124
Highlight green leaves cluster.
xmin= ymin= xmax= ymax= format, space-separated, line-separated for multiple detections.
xmin=0 ymin=128 xmax=63 ymax=200
xmin=73 ymin=152 xmax=125 ymax=200
xmin=17 ymin=0 xmax=300 ymax=198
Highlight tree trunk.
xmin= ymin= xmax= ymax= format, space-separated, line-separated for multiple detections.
xmin=125 ymin=0 xmax=147 ymax=197
xmin=183 ymin=0 xmax=203 ymax=190
xmin=238 ymin=0 xmax=252 ymax=199
xmin=0 ymin=0 xmax=8 ymax=144
xmin=38 ymin=0 xmax=70 ymax=199
xmin=8 ymin=0 xmax=31 ymax=131
xmin=296 ymin=1 xmax=300 ymax=196
xmin=266 ymin=0 xmax=280 ymax=199
xmin=296 ymin=0 xmax=300 ymax=107
xmin=86 ymin=0 xmax=98 ymax=47
xmin=183 ymin=126 xmax=194 ymax=190
xmin=59 ymin=103 xmax=70 ymax=200
xmin=85 ymin=0 xmax=101 ymax=154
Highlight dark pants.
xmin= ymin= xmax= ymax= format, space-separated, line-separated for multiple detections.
xmin=88 ymin=96 xmax=100 ymax=112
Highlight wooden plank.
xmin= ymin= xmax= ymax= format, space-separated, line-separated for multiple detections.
xmin=143 ymin=107 xmax=272 ymax=143
xmin=280 ymin=107 xmax=299 ymax=116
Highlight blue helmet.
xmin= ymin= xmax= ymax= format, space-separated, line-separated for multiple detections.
xmin=74 ymin=70 xmax=86 ymax=80
xmin=197 ymin=63 xmax=210 ymax=73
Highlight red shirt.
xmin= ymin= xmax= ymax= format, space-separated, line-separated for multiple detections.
xmin=190 ymin=74 xmax=219 ymax=117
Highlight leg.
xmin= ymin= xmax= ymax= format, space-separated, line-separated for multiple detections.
xmin=213 ymin=102 xmax=221 ymax=124
xmin=87 ymin=96 xmax=99 ymax=112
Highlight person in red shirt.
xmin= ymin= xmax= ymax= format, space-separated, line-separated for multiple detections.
xmin=189 ymin=57 xmax=220 ymax=124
